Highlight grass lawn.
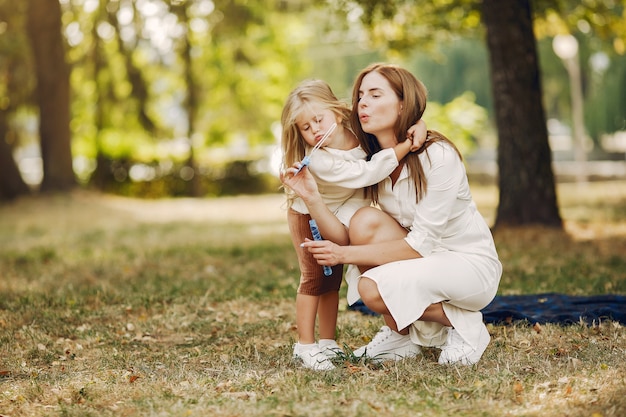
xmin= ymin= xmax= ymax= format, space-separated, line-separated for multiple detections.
xmin=1 ymin=181 xmax=625 ymax=417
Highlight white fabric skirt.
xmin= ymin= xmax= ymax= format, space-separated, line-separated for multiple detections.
xmin=359 ymin=250 xmax=501 ymax=349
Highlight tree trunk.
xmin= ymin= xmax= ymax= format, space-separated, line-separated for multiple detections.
xmin=26 ymin=0 xmax=75 ymax=192
xmin=173 ymin=1 xmax=201 ymax=196
xmin=0 ymin=112 xmax=30 ymax=200
xmin=482 ymin=0 xmax=562 ymax=228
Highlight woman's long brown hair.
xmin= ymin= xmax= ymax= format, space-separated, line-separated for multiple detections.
xmin=350 ymin=63 xmax=462 ymax=203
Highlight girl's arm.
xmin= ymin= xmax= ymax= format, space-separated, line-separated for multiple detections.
xmin=393 ymin=119 xmax=428 ymax=160
xmin=280 ymin=166 xmax=350 ymax=245
xmin=312 ymin=119 xmax=428 ymax=188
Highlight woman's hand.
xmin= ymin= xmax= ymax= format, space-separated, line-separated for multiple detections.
xmin=300 ymin=238 xmax=343 ymax=266
xmin=279 ymin=164 xmax=321 ymax=203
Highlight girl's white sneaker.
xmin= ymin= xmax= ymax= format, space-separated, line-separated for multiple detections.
xmin=293 ymin=343 xmax=335 ymax=370
xmin=318 ymin=339 xmax=344 ymax=358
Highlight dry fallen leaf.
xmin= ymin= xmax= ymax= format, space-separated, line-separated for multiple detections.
xmin=513 ymin=381 xmax=524 ymax=403
xmin=564 ymin=385 xmax=572 ymax=396
xmin=345 ymin=363 xmax=363 ymax=374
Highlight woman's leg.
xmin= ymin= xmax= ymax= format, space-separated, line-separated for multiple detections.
xmin=357 ymin=277 xmax=405 ymax=334
xmin=351 ymin=207 xmax=410 ymax=333
xmin=358 ymin=278 xmax=452 ymax=331
xmin=349 ymin=207 xmax=408 ymax=253
xmin=351 ymin=207 xmax=454 ymax=330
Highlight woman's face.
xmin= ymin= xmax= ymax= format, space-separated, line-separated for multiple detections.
xmin=295 ymin=103 xmax=339 ymax=148
xmin=357 ymin=71 xmax=401 ymax=143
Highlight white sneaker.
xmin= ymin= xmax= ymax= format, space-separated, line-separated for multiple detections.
xmin=293 ymin=343 xmax=335 ymax=370
xmin=438 ymin=324 xmax=490 ymax=366
xmin=353 ymin=326 xmax=421 ymax=362
xmin=318 ymin=339 xmax=344 ymax=358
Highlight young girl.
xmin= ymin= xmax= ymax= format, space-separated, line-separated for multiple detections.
xmin=279 ymin=79 xmax=426 ymax=370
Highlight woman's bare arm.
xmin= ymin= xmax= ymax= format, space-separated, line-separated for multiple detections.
xmin=302 ymin=237 xmax=421 ymax=268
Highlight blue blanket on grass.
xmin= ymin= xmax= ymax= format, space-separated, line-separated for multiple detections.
xmin=348 ymin=293 xmax=626 ymax=325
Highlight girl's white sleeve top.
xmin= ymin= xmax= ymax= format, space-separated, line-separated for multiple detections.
xmin=291 ymin=147 xmax=399 ymax=217
xmin=377 ymin=141 xmax=499 ymax=262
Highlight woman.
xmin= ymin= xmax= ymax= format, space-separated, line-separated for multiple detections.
xmin=281 ymin=63 xmax=502 ymax=366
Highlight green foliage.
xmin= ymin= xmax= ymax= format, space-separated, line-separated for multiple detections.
xmin=0 ymin=0 xmax=33 ymax=113
xmin=424 ymin=92 xmax=488 ymax=153
xmin=60 ymin=0 xmax=310 ymax=160
xmin=4 ymin=0 xmax=626 ymax=197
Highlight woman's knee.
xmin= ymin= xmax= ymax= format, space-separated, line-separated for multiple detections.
xmin=358 ymin=277 xmax=381 ymax=306
xmin=349 ymin=207 xmax=386 ymax=244
xmin=349 ymin=207 xmax=407 ymax=244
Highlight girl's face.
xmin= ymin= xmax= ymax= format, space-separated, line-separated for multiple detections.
xmin=295 ymin=103 xmax=340 ymax=148
xmin=357 ymin=71 xmax=401 ymax=143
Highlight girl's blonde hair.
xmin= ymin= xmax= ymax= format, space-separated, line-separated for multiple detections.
xmin=350 ymin=63 xmax=462 ymax=203
xmin=280 ymin=79 xmax=352 ymax=205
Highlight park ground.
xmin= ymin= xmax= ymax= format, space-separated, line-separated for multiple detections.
xmin=0 ymin=180 xmax=625 ymax=416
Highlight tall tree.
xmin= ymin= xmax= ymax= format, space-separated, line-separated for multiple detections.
xmin=171 ymin=1 xmax=201 ymax=196
xmin=0 ymin=114 xmax=30 ymax=200
xmin=27 ymin=0 xmax=75 ymax=192
xmin=0 ymin=0 xmax=30 ymax=200
xmin=482 ymin=0 xmax=561 ymax=227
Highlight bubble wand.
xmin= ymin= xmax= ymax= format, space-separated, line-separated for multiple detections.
xmin=308 ymin=219 xmax=333 ymax=276
xmin=293 ymin=123 xmax=337 ymax=175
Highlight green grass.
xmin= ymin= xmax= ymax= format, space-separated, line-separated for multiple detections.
xmin=0 ymin=183 xmax=625 ymax=417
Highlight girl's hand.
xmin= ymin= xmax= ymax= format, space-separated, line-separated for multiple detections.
xmin=407 ymin=119 xmax=428 ymax=152
xmin=279 ymin=163 xmax=321 ymax=202
xmin=300 ymin=238 xmax=342 ymax=266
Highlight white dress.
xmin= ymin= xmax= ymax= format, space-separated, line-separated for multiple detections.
xmin=353 ymin=141 xmax=502 ymax=350
xmin=291 ymin=146 xmax=399 ymax=227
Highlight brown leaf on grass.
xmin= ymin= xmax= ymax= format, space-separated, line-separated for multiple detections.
xmin=345 ymin=363 xmax=363 ymax=374
xmin=129 ymin=374 xmax=140 ymax=383
xmin=533 ymin=322 xmax=542 ymax=333
xmin=513 ymin=381 xmax=524 ymax=404
xmin=0 ymin=370 xmax=10 ymax=377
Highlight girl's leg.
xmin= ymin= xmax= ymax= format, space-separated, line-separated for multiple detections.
xmin=288 ymin=209 xmax=342 ymax=343
xmin=296 ymin=293 xmax=318 ymax=344
xmin=317 ymin=291 xmax=339 ymax=340
xmin=288 ymin=209 xmax=341 ymax=370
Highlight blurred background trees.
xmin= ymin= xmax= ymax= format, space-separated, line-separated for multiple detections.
xmin=0 ymin=0 xmax=625 ymax=226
